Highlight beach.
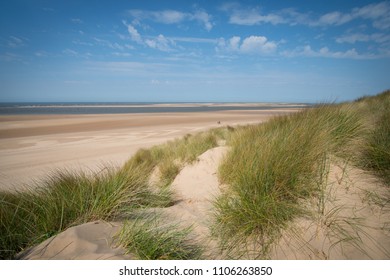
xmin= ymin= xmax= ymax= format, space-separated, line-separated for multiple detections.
xmin=0 ymin=107 xmax=298 ymax=191
xmin=1 ymin=95 xmax=390 ymax=261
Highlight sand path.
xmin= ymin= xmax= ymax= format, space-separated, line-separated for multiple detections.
xmin=162 ymin=146 xmax=228 ymax=259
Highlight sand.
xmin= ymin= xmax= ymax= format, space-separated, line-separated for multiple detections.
xmin=19 ymin=146 xmax=228 ymax=260
xmin=5 ymin=106 xmax=388 ymax=260
xmin=18 ymin=220 xmax=131 ymax=260
xmin=270 ymin=162 xmax=390 ymax=260
xmin=0 ymin=109 xmax=295 ymax=191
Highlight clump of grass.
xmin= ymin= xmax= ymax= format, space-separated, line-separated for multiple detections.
xmin=214 ymin=104 xmax=363 ymax=258
xmin=365 ymin=112 xmax=390 ymax=184
xmin=0 ymin=166 xmax=170 ymax=259
xmin=359 ymin=92 xmax=390 ymax=185
xmin=123 ymin=127 xmax=230 ymax=187
xmin=117 ymin=214 xmax=203 ymax=260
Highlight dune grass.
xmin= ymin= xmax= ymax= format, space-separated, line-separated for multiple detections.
xmin=213 ymin=91 xmax=390 ymax=258
xmin=117 ymin=214 xmax=203 ymax=260
xmin=0 ymin=126 xmax=230 ymax=259
xmin=357 ymin=91 xmax=390 ymax=185
xmin=123 ymin=127 xmax=229 ymax=187
xmin=0 ymin=166 xmax=171 ymax=259
xmin=214 ymin=104 xmax=364 ymax=258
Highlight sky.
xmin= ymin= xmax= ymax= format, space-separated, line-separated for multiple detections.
xmin=0 ymin=0 xmax=389 ymax=103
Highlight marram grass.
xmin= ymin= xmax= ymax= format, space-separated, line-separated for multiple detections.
xmin=117 ymin=214 xmax=203 ymax=260
xmin=0 ymin=166 xmax=170 ymax=259
xmin=214 ymin=103 xmax=364 ymax=258
xmin=0 ymin=126 xmax=230 ymax=259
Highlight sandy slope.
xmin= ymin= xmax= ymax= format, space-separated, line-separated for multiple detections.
xmin=19 ymin=220 xmax=132 ymax=260
xmin=270 ymin=162 xmax=390 ymax=259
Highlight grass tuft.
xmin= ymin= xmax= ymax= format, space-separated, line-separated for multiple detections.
xmin=0 ymin=166 xmax=170 ymax=259
xmin=214 ymin=104 xmax=363 ymax=257
xmin=117 ymin=214 xmax=203 ymax=260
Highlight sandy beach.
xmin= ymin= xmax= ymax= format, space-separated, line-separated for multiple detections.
xmin=0 ymin=108 xmax=297 ymax=191
xmin=2 ymin=100 xmax=389 ymax=260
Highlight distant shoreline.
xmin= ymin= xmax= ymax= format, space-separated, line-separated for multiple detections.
xmin=0 ymin=102 xmax=309 ymax=115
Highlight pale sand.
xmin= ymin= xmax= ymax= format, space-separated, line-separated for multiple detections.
xmin=18 ymin=220 xmax=131 ymax=260
xmin=270 ymin=163 xmax=390 ymax=260
xmin=18 ymin=143 xmax=390 ymax=260
xmin=9 ymin=106 xmax=388 ymax=260
xmin=0 ymin=109 xmax=296 ymax=191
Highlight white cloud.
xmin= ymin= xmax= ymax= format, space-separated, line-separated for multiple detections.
xmin=229 ymin=36 xmax=241 ymax=51
xmin=336 ymin=33 xmax=390 ymax=44
xmin=191 ymin=10 xmax=213 ymax=31
xmin=62 ymin=49 xmax=78 ymax=56
xmin=223 ymin=1 xmax=390 ymax=29
xmin=154 ymin=10 xmax=186 ymax=24
xmin=169 ymin=37 xmax=217 ymax=44
xmin=352 ymin=2 xmax=390 ymax=20
xmin=34 ymin=51 xmax=49 ymax=57
xmin=70 ymin=18 xmax=83 ymax=24
xmin=7 ymin=36 xmax=25 ymax=48
xmin=122 ymin=22 xmax=175 ymax=52
xmin=123 ymin=22 xmax=143 ymax=44
xmin=217 ymin=35 xmax=277 ymax=55
xmin=317 ymin=11 xmax=353 ymax=26
xmin=127 ymin=9 xmax=213 ymax=31
xmin=93 ymin=37 xmax=134 ymax=51
xmin=223 ymin=4 xmax=285 ymax=25
xmin=0 ymin=52 xmax=23 ymax=62
xmin=282 ymin=45 xmax=372 ymax=59
xmin=240 ymin=36 xmax=277 ymax=54
xmin=145 ymin=35 xmax=175 ymax=52
xmin=313 ymin=1 xmax=390 ymax=27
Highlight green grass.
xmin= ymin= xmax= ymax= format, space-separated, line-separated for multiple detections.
xmin=358 ymin=91 xmax=390 ymax=185
xmin=123 ymin=127 xmax=229 ymax=187
xmin=0 ymin=126 xmax=230 ymax=259
xmin=214 ymin=104 xmax=364 ymax=258
xmin=116 ymin=214 xmax=203 ymax=260
xmin=0 ymin=166 xmax=171 ymax=259
xmin=213 ymin=91 xmax=390 ymax=258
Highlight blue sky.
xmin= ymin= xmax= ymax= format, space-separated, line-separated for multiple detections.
xmin=0 ymin=0 xmax=389 ymax=103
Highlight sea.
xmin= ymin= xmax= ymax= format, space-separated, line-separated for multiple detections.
xmin=0 ymin=102 xmax=309 ymax=115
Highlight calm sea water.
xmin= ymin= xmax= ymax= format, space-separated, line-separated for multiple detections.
xmin=0 ymin=102 xmax=309 ymax=115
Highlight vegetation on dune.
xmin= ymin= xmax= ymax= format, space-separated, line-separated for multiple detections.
xmin=123 ymin=128 xmax=229 ymax=187
xmin=214 ymin=104 xmax=364 ymax=257
xmin=0 ymin=126 xmax=230 ymax=259
xmin=213 ymin=90 xmax=390 ymax=258
xmin=0 ymin=166 xmax=171 ymax=259
xmin=0 ymin=91 xmax=389 ymax=260
xmin=357 ymin=91 xmax=390 ymax=185
xmin=117 ymin=214 xmax=203 ymax=260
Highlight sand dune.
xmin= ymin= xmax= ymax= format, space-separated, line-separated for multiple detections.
xmin=18 ymin=144 xmax=390 ymax=260
xmin=19 ymin=220 xmax=131 ymax=260
xmin=20 ymin=146 xmax=228 ymax=260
